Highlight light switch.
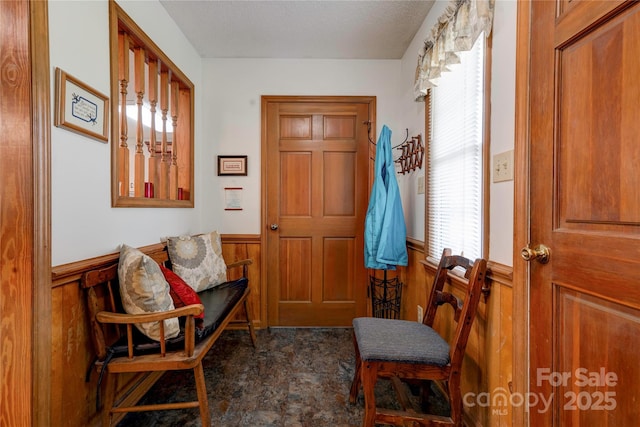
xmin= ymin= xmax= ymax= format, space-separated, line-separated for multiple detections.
xmin=417 ymin=176 xmax=425 ymax=194
xmin=493 ymin=150 xmax=514 ymax=182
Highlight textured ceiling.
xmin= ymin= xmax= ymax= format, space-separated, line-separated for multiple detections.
xmin=159 ymin=0 xmax=434 ymax=59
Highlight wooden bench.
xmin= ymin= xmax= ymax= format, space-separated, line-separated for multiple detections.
xmin=81 ymin=248 xmax=256 ymax=426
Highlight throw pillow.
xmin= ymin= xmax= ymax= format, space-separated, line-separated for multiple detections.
xmin=160 ymin=265 xmax=204 ymax=319
xmin=166 ymin=231 xmax=227 ymax=292
xmin=118 ymin=244 xmax=180 ymax=341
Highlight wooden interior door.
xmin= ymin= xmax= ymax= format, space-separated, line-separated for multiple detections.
xmin=263 ymin=96 xmax=373 ymax=326
xmin=528 ymin=1 xmax=640 ymax=424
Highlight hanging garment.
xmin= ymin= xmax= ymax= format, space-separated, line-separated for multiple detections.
xmin=364 ymin=125 xmax=408 ymax=270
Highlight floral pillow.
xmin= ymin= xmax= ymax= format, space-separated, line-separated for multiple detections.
xmin=160 ymin=265 xmax=204 ymax=319
xmin=166 ymin=231 xmax=227 ymax=292
xmin=118 ymin=245 xmax=180 ymax=341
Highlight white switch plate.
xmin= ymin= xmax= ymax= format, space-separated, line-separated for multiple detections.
xmin=417 ymin=176 xmax=425 ymax=194
xmin=493 ymin=150 xmax=514 ymax=182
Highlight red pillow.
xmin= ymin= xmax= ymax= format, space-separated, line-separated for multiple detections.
xmin=160 ymin=265 xmax=204 ymax=319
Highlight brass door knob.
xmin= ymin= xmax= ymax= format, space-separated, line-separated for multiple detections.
xmin=521 ymin=244 xmax=550 ymax=264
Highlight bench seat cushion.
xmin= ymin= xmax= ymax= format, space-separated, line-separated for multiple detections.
xmin=195 ymin=277 xmax=248 ymax=341
xmin=106 ymin=277 xmax=248 ymax=358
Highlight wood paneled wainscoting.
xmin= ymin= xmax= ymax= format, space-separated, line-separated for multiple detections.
xmin=398 ymin=239 xmax=514 ymax=427
xmin=50 ymin=234 xmax=510 ymax=426
xmin=50 ymin=235 xmax=262 ymax=426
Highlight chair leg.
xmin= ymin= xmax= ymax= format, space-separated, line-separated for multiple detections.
xmin=244 ymin=299 xmax=257 ymax=347
xmin=194 ymin=362 xmax=211 ymax=426
xmin=349 ymin=362 xmax=362 ymax=405
xmin=419 ymin=380 xmax=432 ymax=413
xmin=448 ymin=378 xmax=463 ymax=427
xmin=101 ymin=373 xmax=116 ymax=427
xmin=360 ymin=361 xmax=378 ymax=427
xmin=349 ymin=336 xmax=362 ymax=404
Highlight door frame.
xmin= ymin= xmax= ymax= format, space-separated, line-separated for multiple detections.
xmin=260 ymin=95 xmax=376 ymax=327
xmin=32 ymin=1 xmax=53 ymax=424
xmin=513 ymin=2 xmax=531 ymax=426
xmin=1 ymin=0 xmax=52 ymax=423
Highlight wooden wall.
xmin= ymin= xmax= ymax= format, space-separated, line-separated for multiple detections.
xmin=50 ymin=234 xmax=511 ymax=426
xmin=220 ymin=234 xmax=263 ymax=329
xmin=398 ymin=239 xmax=514 ymax=427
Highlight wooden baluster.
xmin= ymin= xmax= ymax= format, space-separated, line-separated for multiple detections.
xmin=118 ymin=33 xmax=130 ymax=197
xmin=134 ymin=47 xmax=145 ymax=197
xmin=147 ymin=58 xmax=158 ymax=196
xmin=169 ymin=80 xmax=179 ymax=199
xmin=159 ymin=70 xmax=170 ymax=199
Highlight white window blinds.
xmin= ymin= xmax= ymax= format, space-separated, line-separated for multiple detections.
xmin=428 ymin=35 xmax=485 ymax=261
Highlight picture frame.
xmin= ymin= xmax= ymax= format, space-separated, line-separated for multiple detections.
xmin=224 ymin=187 xmax=243 ymax=210
xmin=218 ymin=155 xmax=248 ymax=176
xmin=54 ymin=67 xmax=109 ymax=142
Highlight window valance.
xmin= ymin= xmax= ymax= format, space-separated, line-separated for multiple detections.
xmin=414 ymin=0 xmax=494 ymax=101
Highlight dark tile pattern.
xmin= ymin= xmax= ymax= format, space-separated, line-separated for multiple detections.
xmin=118 ymin=328 xmax=448 ymax=427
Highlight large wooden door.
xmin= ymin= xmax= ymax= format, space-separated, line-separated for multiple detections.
xmin=528 ymin=1 xmax=640 ymax=424
xmin=263 ymin=96 xmax=372 ymax=326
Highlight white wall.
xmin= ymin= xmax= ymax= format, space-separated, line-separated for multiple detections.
xmin=49 ymin=0 xmax=517 ymax=267
xmin=397 ymin=0 xmax=517 ymax=265
xmin=487 ymin=0 xmax=517 ymax=265
xmin=49 ymin=0 xmax=204 ymax=265
xmin=202 ymin=58 xmax=403 ymax=235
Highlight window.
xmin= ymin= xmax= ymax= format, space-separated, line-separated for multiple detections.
xmin=110 ymin=2 xmax=194 ymax=207
xmin=426 ymin=35 xmax=487 ymax=261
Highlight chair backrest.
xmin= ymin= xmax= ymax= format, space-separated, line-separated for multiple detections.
xmin=423 ymin=249 xmax=488 ymax=369
xmin=81 ymin=263 xmax=122 ymax=361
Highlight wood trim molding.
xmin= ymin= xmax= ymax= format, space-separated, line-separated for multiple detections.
xmin=259 ymin=95 xmax=378 ymax=105
xmin=513 ymin=1 xmax=532 ymax=426
xmin=482 ymin=30 xmax=493 ymax=260
xmin=420 ymin=258 xmax=513 ymax=295
xmin=409 ymin=238 xmax=512 ymax=289
xmin=31 ymin=0 xmax=52 ymax=424
xmin=51 ymin=242 xmax=167 ymax=287
xmin=52 ymin=238 xmax=261 ymax=285
xmin=406 ymin=237 xmax=425 ymax=253
xmin=221 ymin=234 xmax=261 ymax=244
xmin=487 ymin=260 xmax=513 ymax=288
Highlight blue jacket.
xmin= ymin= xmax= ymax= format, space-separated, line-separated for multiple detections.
xmin=364 ymin=125 xmax=408 ymax=269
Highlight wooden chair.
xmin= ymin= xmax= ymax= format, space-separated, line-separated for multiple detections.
xmin=349 ymin=248 xmax=488 ymax=426
xmin=82 ymin=252 xmax=256 ymax=427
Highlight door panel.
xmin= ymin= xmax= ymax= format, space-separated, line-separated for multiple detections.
xmin=264 ymin=97 xmax=372 ymax=326
xmin=556 ymin=290 xmax=640 ymax=425
xmin=324 ymin=152 xmax=356 ymax=216
xmin=279 ymin=238 xmax=312 ymax=301
xmin=280 ymin=152 xmax=312 ymax=216
xmin=323 ymin=237 xmax=356 ymax=302
xmin=529 ymin=1 xmax=640 ymax=425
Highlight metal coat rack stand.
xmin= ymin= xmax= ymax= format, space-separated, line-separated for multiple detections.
xmin=369 ymin=270 xmax=403 ymax=319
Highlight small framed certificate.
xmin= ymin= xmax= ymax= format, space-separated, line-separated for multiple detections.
xmin=54 ymin=68 xmax=109 ymax=142
xmin=218 ymin=155 xmax=248 ymax=176
xmin=224 ymin=187 xmax=243 ymax=210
